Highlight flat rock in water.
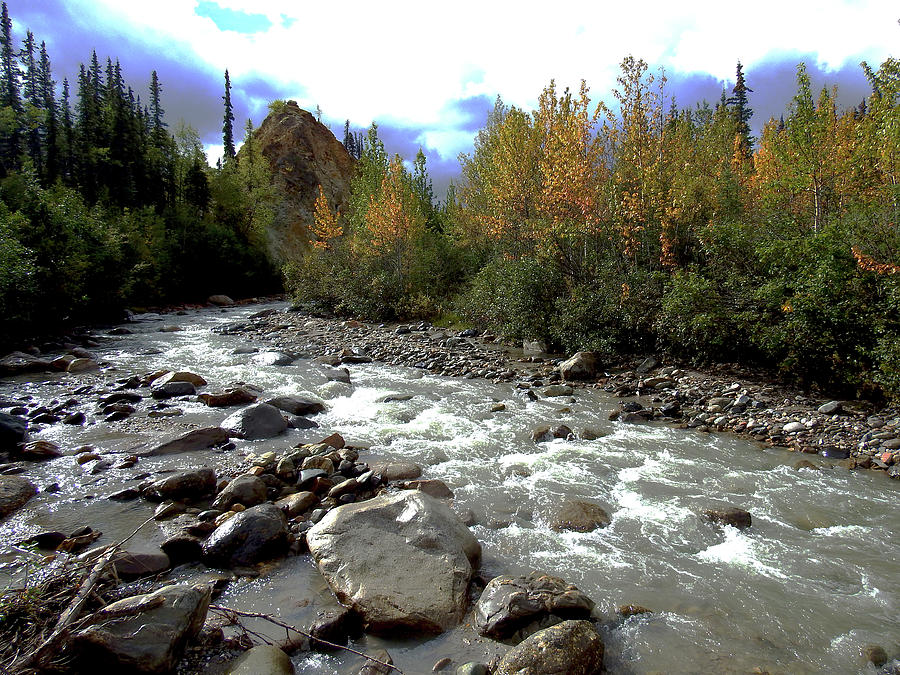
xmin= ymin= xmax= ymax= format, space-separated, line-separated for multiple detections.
xmin=0 ymin=351 xmax=52 ymax=375
xmin=543 ymin=384 xmax=573 ymax=397
xmin=221 ymin=403 xmax=288 ymax=440
xmin=112 ymin=550 xmax=171 ymax=579
xmin=703 ymin=506 xmax=752 ymax=529
xmin=152 ymin=371 xmax=207 ymax=387
xmin=67 ymin=357 xmax=100 ymax=373
xmin=0 ymin=411 xmax=27 ymax=451
xmin=143 ymin=468 xmax=216 ymax=501
xmin=399 ymin=479 xmax=454 ymax=499
xmin=151 ymin=381 xmax=196 ymax=399
xmin=198 ymin=387 xmax=257 ymax=407
xmin=370 ymin=462 xmax=423 ymax=482
xmin=71 ymin=583 xmax=211 ymax=674
xmin=255 ymin=352 xmax=296 ymax=366
xmin=0 ymin=475 xmax=37 ymax=518
xmin=202 ymin=503 xmax=289 ymax=567
xmin=143 ymin=427 xmax=229 ymax=456
xmin=474 ymin=571 xmax=595 ymax=640
xmin=549 ymin=499 xmax=611 ymax=532
xmin=226 ymin=644 xmax=295 ymax=675
xmin=494 ymin=619 xmax=604 ymax=675
xmin=266 ymin=396 xmax=326 ymax=416
xmin=307 ymin=491 xmax=481 ymax=634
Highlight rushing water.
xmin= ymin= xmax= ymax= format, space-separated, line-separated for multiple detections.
xmin=0 ymin=302 xmax=897 ymax=674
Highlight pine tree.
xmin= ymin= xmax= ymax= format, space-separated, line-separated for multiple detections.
xmin=343 ymin=119 xmax=353 ymax=154
xmin=39 ymin=41 xmax=58 ymax=183
xmin=148 ymin=70 xmax=165 ymax=133
xmin=0 ymin=1 xmax=21 ymax=172
xmin=20 ymin=30 xmax=44 ymax=175
xmin=222 ymin=69 xmax=235 ymax=161
xmin=727 ymin=61 xmax=754 ymax=152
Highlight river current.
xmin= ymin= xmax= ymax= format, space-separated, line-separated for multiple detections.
xmin=0 ymin=302 xmax=896 ymax=674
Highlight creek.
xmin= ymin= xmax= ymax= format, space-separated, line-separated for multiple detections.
xmin=0 ymin=302 xmax=897 ymax=674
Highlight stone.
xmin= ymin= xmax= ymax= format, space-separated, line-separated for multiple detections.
xmin=71 ymin=583 xmax=210 ymax=674
xmin=199 ymin=387 xmax=257 ymax=407
xmin=543 ymin=384 xmax=574 ymax=397
xmin=255 ymin=351 xmax=296 ymax=366
xmin=307 ymin=491 xmax=481 ymax=634
xmin=17 ymin=439 xmax=62 ymax=460
xmin=319 ymin=432 xmax=345 ymax=449
xmin=474 ymin=572 xmax=595 ymax=640
xmin=212 ymin=474 xmax=268 ymax=510
xmin=635 ymin=357 xmax=658 ymax=374
xmin=703 ymin=507 xmax=752 ymax=529
xmin=265 ymin=396 xmax=326 ymax=416
xmin=152 ymin=371 xmax=207 ymax=387
xmin=549 ymin=500 xmax=611 ymax=532
xmin=321 ymin=366 xmax=351 ymax=384
xmin=531 ymin=425 xmax=572 ymax=443
xmin=308 ymin=606 xmax=361 ymax=647
xmin=154 ymin=501 xmax=187 ymax=520
xmin=275 ymin=491 xmax=317 ymax=518
xmin=456 ymin=664 xmax=489 ymax=675
xmin=151 ymin=381 xmax=196 ymax=399
xmin=221 ymin=403 xmax=288 ymax=440
xmin=143 ymin=427 xmax=230 ymax=456
xmin=208 ymin=294 xmax=234 ymax=306
xmin=358 ymin=649 xmax=394 ymax=675
xmin=558 ymin=352 xmax=600 ymax=381
xmin=144 ymin=468 xmax=216 ymax=501
xmin=783 ymin=421 xmax=806 ymax=433
xmin=793 ymin=459 xmax=819 ymax=471
xmin=863 ymin=644 xmax=888 ymax=667
xmin=371 ymin=461 xmax=422 ymax=482
xmin=112 ymin=550 xmax=171 ymax=579
xmin=0 ymin=351 xmax=51 ymax=375
xmin=494 ymin=620 xmax=604 ymax=675
xmin=227 ymin=644 xmax=295 ymax=674
xmin=202 ymin=503 xmax=289 ymax=567
xmin=400 ymin=479 xmax=454 ymax=499
xmin=0 ymin=411 xmax=27 ymax=450
xmin=617 ymin=604 xmax=653 ymax=617
xmin=68 ymin=357 xmax=101 ymax=373
xmin=523 ymin=340 xmax=548 ymax=354
xmin=818 ymin=400 xmax=843 ymax=415
xmin=0 ymin=476 xmax=37 ymax=518
xmin=161 ymin=534 xmax=204 ymax=565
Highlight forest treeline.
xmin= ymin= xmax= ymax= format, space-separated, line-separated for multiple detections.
xmin=0 ymin=3 xmax=279 ymax=346
xmin=291 ymin=56 xmax=900 ymax=397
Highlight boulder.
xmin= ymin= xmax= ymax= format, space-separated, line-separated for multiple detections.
xmin=474 ymin=572 xmax=595 ymax=640
xmin=198 ymin=387 xmax=257 ymax=407
xmin=558 ymin=352 xmax=601 ymax=381
xmin=494 ymin=619 xmax=604 ymax=675
xmin=549 ymin=500 xmax=611 ymax=532
xmin=221 ymin=403 xmax=288 ymax=440
xmin=818 ymin=400 xmax=843 ymax=415
xmin=543 ymin=384 xmax=574 ymax=397
xmin=307 ymin=491 xmax=481 ymax=634
xmin=0 ymin=475 xmax=37 ymax=518
xmin=0 ymin=351 xmax=52 ymax=375
xmin=202 ymin=503 xmax=289 ymax=567
xmin=371 ymin=461 xmax=422 ymax=481
xmin=71 ymin=583 xmax=211 ymax=674
xmin=111 ymin=551 xmax=171 ymax=579
xmin=227 ymin=644 xmax=295 ymax=675
xmin=151 ymin=381 xmax=196 ymax=399
xmin=16 ymin=440 xmax=62 ymax=460
xmin=212 ymin=474 xmax=268 ymax=509
xmin=703 ymin=507 xmax=752 ymax=529
xmin=266 ymin=395 xmax=326 ymax=416
xmin=67 ymin=358 xmax=100 ymax=373
xmin=275 ymin=491 xmax=317 ymax=518
xmin=143 ymin=427 xmax=230 ymax=456
xmin=399 ymin=479 xmax=454 ymax=499
xmin=0 ymin=411 xmax=27 ymax=450
xmin=523 ymin=340 xmax=548 ymax=354
xmin=152 ymin=371 xmax=207 ymax=387
xmin=208 ymin=294 xmax=234 ymax=306
xmin=143 ymin=468 xmax=216 ymax=501
xmin=255 ymin=352 xmax=296 ymax=366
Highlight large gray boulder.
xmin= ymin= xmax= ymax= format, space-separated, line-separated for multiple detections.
xmin=307 ymin=491 xmax=481 ymax=634
xmin=202 ymin=503 xmax=288 ymax=567
xmin=143 ymin=468 xmax=216 ymax=501
xmin=474 ymin=572 xmax=595 ymax=640
xmin=0 ymin=411 xmax=27 ymax=451
xmin=0 ymin=475 xmax=37 ymax=518
xmin=495 ymin=619 xmax=604 ymax=675
xmin=212 ymin=474 xmax=268 ymax=509
xmin=227 ymin=644 xmax=295 ymax=674
xmin=142 ymin=427 xmax=230 ymax=456
xmin=221 ymin=403 xmax=288 ymax=439
xmin=558 ymin=352 xmax=601 ymax=381
xmin=266 ymin=395 xmax=326 ymax=416
xmin=71 ymin=583 xmax=211 ymax=674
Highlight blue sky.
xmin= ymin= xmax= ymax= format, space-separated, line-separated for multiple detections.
xmin=10 ymin=0 xmax=899 ymax=196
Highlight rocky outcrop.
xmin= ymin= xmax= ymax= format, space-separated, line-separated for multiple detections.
xmin=307 ymin=491 xmax=481 ymax=634
xmin=495 ymin=619 xmax=604 ymax=675
xmin=249 ymin=101 xmax=356 ymax=263
xmin=71 ymin=583 xmax=210 ymax=674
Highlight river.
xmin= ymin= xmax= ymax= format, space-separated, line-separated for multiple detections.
xmin=0 ymin=302 xmax=897 ymax=674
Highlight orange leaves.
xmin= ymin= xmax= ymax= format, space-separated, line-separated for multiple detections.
xmin=362 ymin=155 xmax=424 ymax=253
xmin=310 ymin=185 xmax=342 ymax=249
xmin=853 ymin=246 xmax=900 ymax=275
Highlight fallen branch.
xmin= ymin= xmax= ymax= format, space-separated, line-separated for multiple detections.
xmin=11 ymin=515 xmax=157 ymax=673
xmin=209 ymin=604 xmax=403 ymax=673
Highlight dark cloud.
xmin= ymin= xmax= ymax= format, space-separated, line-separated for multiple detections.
xmin=443 ymin=95 xmax=495 ymax=132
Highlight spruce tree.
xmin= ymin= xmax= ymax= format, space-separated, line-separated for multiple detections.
xmin=39 ymin=41 xmax=58 ymax=183
xmin=222 ymin=69 xmax=235 ymax=161
xmin=20 ymin=30 xmax=43 ymax=175
xmin=727 ymin=61 xmax=754 ymax=151
xmin=0 ymin=1 xmax=21 ymax=172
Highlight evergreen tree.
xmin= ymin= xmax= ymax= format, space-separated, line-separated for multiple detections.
xmin=38 ymin=41 xmax=58 ymax=183
xmin=343 ymin=118 xmax=353 ymax=154
xmin=148 ymin=70 xmax=165 ymax=133
xmin=222 ymin=69 xmax=235 ymax=161
xmin=20 ymin=30 xmax=43 ymax=175
xmin=0 ymin=1 xmax=21 ymax=172
xmin=727 ymin=61 xmax=754 ymax=151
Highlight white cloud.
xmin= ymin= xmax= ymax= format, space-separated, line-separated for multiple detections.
xmin=65 ymin=0 xmax=898 ymax=143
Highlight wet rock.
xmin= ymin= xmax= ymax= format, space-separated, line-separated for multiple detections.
xmin=558 ymin=352 xmax=601 ymax=381
xmin=151 ymin=380 xmax=196 ymax=399
xmin=308 ymin=606 xmax=362 ymax=647
xmin=221 ymin=403 xmax=288 ymax=440
xmin=635 ymin=357 xmax=658 ymax=374
xmin=212 ymin=474 xmax=268 ymax=510
xmin=543 ymin=384 xmax=574 ymax=397
xmin=198 ymin=387 xmax=257 ymax=407
xmin=307 ymin=491 xmax=481 ymax=634
xmin=71 ymin=583 xmax=211 ymax=674
xmin=159 ymin=325 xmax=182 ymax=333
xmin=161 ymin=533 xmax=204 ymax=565
xmin=494 ymin=619 xmax=604 ymax=675
xmin=202 ymin=503 xmax=289 ymax=567
xmin=19 ymin=530 xmax=67 ymax=550
xmin=16 ymin=439 xmax=62 ymax=460
xmin=358 ymin=649 xmax=394 ymax=675
xmin=63 ymin=412 xmax=86 ymax=425
xmin=456 ymin=664 xmax=489 ymax=675
xmin=863 ymin=644 xmax=889 ymax=667
xmin=266 ymin=395 xmax=326 ymax=416
xmin=112 ymin=550 xmax=171 ymax=579
xmin=474 ymin=571 xmax=595 ymax=640
xmin=523 ymin=340 xmax=548 ymax=354
xmin=549 ymin=500 xmax=611 ymax=532
xmin=143 ymin=427 xmax=230 ymax=456
xmin=0 ymin=411 xmax=27 ymax=450
xmin=818 ymin=400 xmax=843 ymax=415
xmin=302 ymin=456 xmax=335 ymax=474
xmin=152 ymin=371 xmax=207 ymax=387
xmin=255 ymin=351 xmax=296 ymax=366
xmin=703 ymin=507 xmax=752 ymax=529
xmin=382 ymin=393 xmax=414 ymax=402
xmin=275 ymin=491 xmax=317 ymax=518
xmin=531 ymin=424 xmax=572 ymax=443
xmin=371 ymin=461 xmax=422 ymax=482
xmin=320 ymin=366 xmax=351 ymax=385
xmin=617 ymin=604 xmax=653 ymax=617
xmin=821 ymin=446 xmax=850 ymax=460
xmin=144 ymin=468 xmax=216 ymax=501
xmin=399 ymin=479 xmax=454 ymax=499
xmin=227 ymin=644 xmax=295 ymax=675
xmin=154 ymin=501 xmax=187 ymax=520
xmin=67 ymin=357 xmax=100 ymax=373
xmin=793 ymin=459 xmax=819 ymax=471
xmin=0 ymin=351 xmax=52 ymax=375
xmin=0 ymin=476 xmax=37 ymax=518
xmin=208 ymin=294 xmax=234 ymax=306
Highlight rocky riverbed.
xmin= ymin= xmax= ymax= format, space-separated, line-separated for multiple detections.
xmin=0 ymin=299 xmax=897 ymax=674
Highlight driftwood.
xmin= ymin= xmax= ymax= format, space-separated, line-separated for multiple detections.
xmin=11 ymin=516 xmax=156 ymax=673
xmin=209 ymin=604 xmax=403 ymax=673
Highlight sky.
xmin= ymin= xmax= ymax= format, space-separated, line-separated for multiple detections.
xmin=10 ymin=0 xmax=899 ymax=197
